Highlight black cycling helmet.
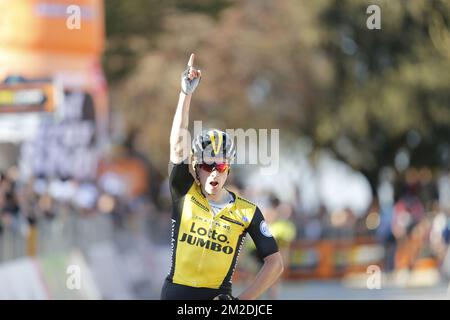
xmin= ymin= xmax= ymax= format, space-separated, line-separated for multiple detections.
xmin=192 ymin=129 xmax=235 ymax=164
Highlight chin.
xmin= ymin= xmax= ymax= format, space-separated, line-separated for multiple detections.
xmin=204 ymin=186 xmax=221 ymax=195
xmin=205 ymin=188 xmax=217 ymax=195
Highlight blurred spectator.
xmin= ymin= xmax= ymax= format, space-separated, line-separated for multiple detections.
xmin=245 ymin=193 xmax=296 ymax=299
xmin=328 ymin=207 xmax=357 ymax=239
xmin=303 ymin=204 xmax=328 ymax=241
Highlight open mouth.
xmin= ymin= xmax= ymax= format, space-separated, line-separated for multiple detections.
xmin=210 ymin=181 xmax=219 ymax=187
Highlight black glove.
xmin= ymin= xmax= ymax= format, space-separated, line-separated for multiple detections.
xmin=213 ymin=294 xmax=239 ymax=300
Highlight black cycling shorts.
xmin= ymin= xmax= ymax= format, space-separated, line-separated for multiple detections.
xmin=160 ymin=279 xmax=231 ymax=300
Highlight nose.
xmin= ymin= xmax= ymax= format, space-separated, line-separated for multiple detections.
xmin=210 ymin=169 xmax=218 ymax=177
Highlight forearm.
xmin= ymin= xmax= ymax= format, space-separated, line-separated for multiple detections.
xmin=238 ymin=252 xmax=284 ymax=300
xmin=170 ymin=92 xmax=191 ymax=163
xmin=170 ymin=92 xmax=191 ymax=147
xmin=170 ymin=54 xmax=200 ymax=163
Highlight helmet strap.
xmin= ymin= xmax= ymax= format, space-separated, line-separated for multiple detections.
xmin=193 ymin=163 xmax=201 ymax=186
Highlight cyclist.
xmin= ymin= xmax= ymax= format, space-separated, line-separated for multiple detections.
xmin=160 ymin=54 xmax=284 ymax=300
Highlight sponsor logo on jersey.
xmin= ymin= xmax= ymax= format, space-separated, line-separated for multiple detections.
xmin=179 ymin=222 xmax=234 ymax=254
xmin=168 ymin=219 xmax=176 ymax=276
xmin=219 ymin=215 xmax=245 ymax=227
xmin=237 ymin=196 xmax=256 ymax=207
xmin=190 ymin=196 xmax=209 ymax=212
xmin=260 ymin=221 xmax=273 ymax=237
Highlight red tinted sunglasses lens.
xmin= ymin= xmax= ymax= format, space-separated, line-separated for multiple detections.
xmin=215 ymin=163 xmax=229 ymax=173
xmin=199 ymin=164 xmax=214 ymax=172
xmin=199 ymin=163 xmax=229 ymax=173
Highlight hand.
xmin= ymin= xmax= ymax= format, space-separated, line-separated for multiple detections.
xmin=181 ymin=53 xmax=202 ymax=95
xmin=213 ymin=294 xmax=239 ymax=300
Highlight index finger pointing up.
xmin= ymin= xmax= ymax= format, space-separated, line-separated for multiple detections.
xmin=187 ymin=53 xmax=195 ymax=67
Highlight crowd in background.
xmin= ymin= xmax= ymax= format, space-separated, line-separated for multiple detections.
xmin=2 ymin=146 xmax=450 ymax=281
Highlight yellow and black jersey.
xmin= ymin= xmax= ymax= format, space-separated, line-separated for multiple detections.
xmin=165 ymin=162 xmax=279 ymax=291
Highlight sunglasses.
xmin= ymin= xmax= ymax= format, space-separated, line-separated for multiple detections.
xmin=198 ymin=162 xmax=230 ymax=173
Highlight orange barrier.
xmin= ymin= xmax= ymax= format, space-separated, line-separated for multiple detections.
xmin=286 ymin=238 xmax=385 ymax=280
xmin=234 ymin=237 xmax=386 ymax=282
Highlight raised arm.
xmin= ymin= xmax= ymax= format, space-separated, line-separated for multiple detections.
xmin=170 ymin=53 xmax=202 ymax=164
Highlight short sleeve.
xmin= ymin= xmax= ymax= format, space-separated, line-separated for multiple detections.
xmin=246 ymin=207 xmax=279 ymax=259
xmin=169 ymin=162 xmax=195 ymax=200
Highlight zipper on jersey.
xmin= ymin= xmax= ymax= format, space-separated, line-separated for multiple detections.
xmin=195 ymin=186 xmax=236 ymax=280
